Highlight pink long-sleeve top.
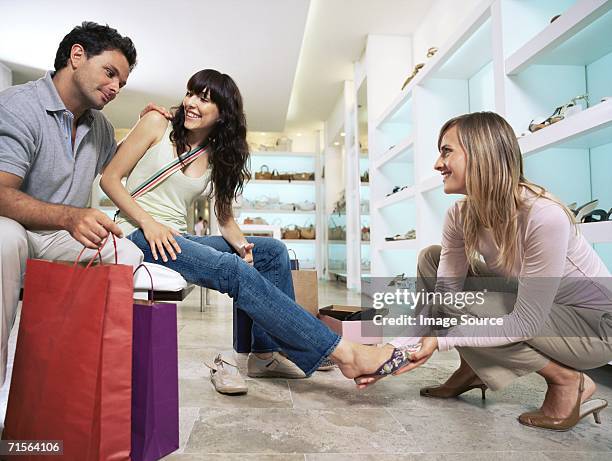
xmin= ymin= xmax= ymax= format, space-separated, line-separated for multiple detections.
xmin=421 ymin=189 xmax=611 ymax=351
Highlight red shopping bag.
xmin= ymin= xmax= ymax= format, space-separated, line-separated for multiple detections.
xmin=2 ymin=238 xmax=134 ymax=461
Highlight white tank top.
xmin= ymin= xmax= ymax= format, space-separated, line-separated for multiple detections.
xmin=116 ymin=125 xmax=212 ymax=235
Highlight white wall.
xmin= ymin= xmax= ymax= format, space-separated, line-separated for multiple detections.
xmin=0 ymin=62 xmax=12 ymax=91
xmin=412 ymin=0 xmax=484 ymax=64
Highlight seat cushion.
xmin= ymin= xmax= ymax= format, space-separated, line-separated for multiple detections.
xmin=134 ymin=262 xmax=187 ymax=291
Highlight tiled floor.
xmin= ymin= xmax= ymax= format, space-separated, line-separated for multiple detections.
xmin=2 ymin=280 xmax=612 ymax=460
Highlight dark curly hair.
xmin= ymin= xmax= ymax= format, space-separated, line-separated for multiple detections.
xmin=170 ymin=69 xmax=250 ymax=222
xmin=54 ymin=21 xmax=137 ymax=71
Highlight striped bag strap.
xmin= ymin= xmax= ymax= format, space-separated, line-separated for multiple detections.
xmin=129 ymin=143 xmax=209 ymax=199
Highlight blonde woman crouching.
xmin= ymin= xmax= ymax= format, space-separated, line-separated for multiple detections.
xmin=357 ymin=112 xmax=612 ymax=431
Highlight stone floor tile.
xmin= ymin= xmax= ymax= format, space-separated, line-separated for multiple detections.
xmin=184 ymin=408 xmax=418 ymax=454
xmin=389 ymin=403 xmax=612 ymax=453
xmin=179 ymin=377 xmax=292 ymax=409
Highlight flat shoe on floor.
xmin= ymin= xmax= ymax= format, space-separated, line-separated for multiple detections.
xmin=247 ymin=352 xmax=307 ymax=378
xmin=205 ymin=354 xmax=248 ymax=395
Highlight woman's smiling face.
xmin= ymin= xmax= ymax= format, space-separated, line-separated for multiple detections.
xmin=435 ymin=125 xmax=468 ymax=195
xmin=182 ymin=88 xmax=220 ymax=131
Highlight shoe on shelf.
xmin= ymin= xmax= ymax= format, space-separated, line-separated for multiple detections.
xmin=385 ymin=229 xmax=416 ymax=241
xmin=205 ymin=354 xmax=248 ymax=395
xmin=518 ymin=372 xmax=608 ymax=431
xmin=528 ymin=95 xmax=589 ymax=133
xmin=572 ymin=199 xmax=598 ymax=223
xmin=582 ymin=208 xmax=612 ymax=223
xmin=247 ymin=352 xmax=307 ymax=379
xmin=317 ymin=357 xmax=337 ymax=371
xmin=420 ymin=377 xmax=487 ymax=400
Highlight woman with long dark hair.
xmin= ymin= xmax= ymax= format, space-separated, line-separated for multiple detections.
xmin=101 ymin=69 xmax=412 ymax=393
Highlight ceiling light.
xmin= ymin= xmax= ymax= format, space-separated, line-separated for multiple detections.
xmin=333 ymin=141 xmax=340 ymax=146
xmin=296 ymin=133 xmax=302 ymax=137
xmin=340 ymin=132 xmax=345 ymax=137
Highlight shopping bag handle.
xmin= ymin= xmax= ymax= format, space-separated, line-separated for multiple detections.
xmin=74 ymin=233 xmax=118 ymax=269
xmin=133 ymin=263 xmax=155 ymax=301
xmin=288 ymin=248 xmax=299 ymax=270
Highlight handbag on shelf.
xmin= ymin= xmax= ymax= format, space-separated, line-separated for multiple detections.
xmin=299 ymin=224 xmax=316 ymax=240
xmin=270 ymin=169 xmax=281 ymax=180
xmin=296 ymin=200 xmax=316 ymax=211
xmin=361 ymin=226 xmax=370 ymax=241
xmin=292 ymin=172 xmax=314 ymax=181
xmin=282 ymin=225 xmax=301 ymax=240
xmin=278 ymin=172 xmax=293 ymax=180
xmin=280 ymin=202 xmax=296 ymax=211
xmin=328 ymin=218 xmax=346 ymax=241
xmin=255 ymin=164 xmax=272 ymax=180
xmin=275 ymin=136 xmax=292 ymax=151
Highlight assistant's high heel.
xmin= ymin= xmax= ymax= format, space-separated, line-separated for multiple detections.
xmin=420 ymin=378 xmax=488 ymax=400
xmin=518 ymin=372 xmax=608 ymax=431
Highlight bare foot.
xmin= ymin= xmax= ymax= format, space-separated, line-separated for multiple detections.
xmin=331 ymin=342 xmax=395 ymax=382
xmin=540 ymin=371 xmax=596 ymax=419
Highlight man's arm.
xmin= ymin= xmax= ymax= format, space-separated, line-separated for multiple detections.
xmin=0 ymin=172 xmax=124 ymax=248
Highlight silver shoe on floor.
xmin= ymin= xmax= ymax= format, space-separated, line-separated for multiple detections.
xmin=206 ymin=354 xmax=248 ymax=395
xmin=247 ymin=352 xmax=306 ymax=378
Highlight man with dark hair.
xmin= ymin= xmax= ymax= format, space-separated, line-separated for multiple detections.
xmin=0 ymin=22 xmax=144 ymax=386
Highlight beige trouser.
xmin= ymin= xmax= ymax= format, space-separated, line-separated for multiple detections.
xmin=419 ymin=245 xmax=612 ymax=391
xmin=0 ymin=216 xmax=144 ymax=386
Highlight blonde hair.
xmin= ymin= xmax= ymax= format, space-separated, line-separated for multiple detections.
xmin=437 ymin=112 xmax=575 ymax=274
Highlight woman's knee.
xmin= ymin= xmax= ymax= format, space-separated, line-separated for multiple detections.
xmin=418 ymin=245 xmax=441 ymax=270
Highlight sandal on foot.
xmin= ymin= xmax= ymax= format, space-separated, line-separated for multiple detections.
xmin=355 ymin=344 xmax=421 ymax=382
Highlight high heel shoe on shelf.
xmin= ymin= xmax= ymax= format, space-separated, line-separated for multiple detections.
xmin=528 ymin=94 xmax=589 ymax=133
xmin=420 ymin=378 xmax=487 ymax=400
xmin=569 ymin=199 xmax=598 ymax=223
xmin=518 ymin=372 xmax=608 ymax=431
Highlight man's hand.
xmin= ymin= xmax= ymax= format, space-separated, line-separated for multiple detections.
xmin=238 ymin=242 xmax=255 ymax=265
xmin=140 ymin=103 xmax=173 ymax=120
xmin=64 ymin=208 xmax=124 ymax=249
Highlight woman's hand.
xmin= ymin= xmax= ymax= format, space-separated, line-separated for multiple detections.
xmin=141 ymin=219 xmax=182 ymax=262
xmin=238 ymin=242 xmax=255 ymax=265
xmin=393 ymin=336 xmax=439 ymax=375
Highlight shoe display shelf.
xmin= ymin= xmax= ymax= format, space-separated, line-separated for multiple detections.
xmin=363 ymin=0 xmax=612 ymax=278
xmin=502 ymin=0 xmax=612 ymax=271
xmin=236 ymin=148 xmax=325 ymax=277
xmin=367 ymin=0 xmax=495 ymax=278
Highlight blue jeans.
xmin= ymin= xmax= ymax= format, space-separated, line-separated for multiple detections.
xmin=127 ymin=231 xmax=340 ymax=375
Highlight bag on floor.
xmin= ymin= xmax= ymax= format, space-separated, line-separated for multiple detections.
xmin=289 ymin=250 xmax=318 ymax=316
xmin=3 ymin=238 xmax=133 ymax=461
xmin=131 ymin=265 xmax=179 ymax=461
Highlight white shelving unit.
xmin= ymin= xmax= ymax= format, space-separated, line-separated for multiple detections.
xmin=236 ymin=148 xmax=324 ymax=277
xmin=366 ymin=0 xmax=612 ymax=279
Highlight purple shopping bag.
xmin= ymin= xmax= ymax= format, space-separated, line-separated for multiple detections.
xmin=131 ymin=265 xmax=179 ymax=461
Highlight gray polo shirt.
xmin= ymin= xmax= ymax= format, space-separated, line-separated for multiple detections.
xmin=0 ymin=71 xmax=116 ymax=207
